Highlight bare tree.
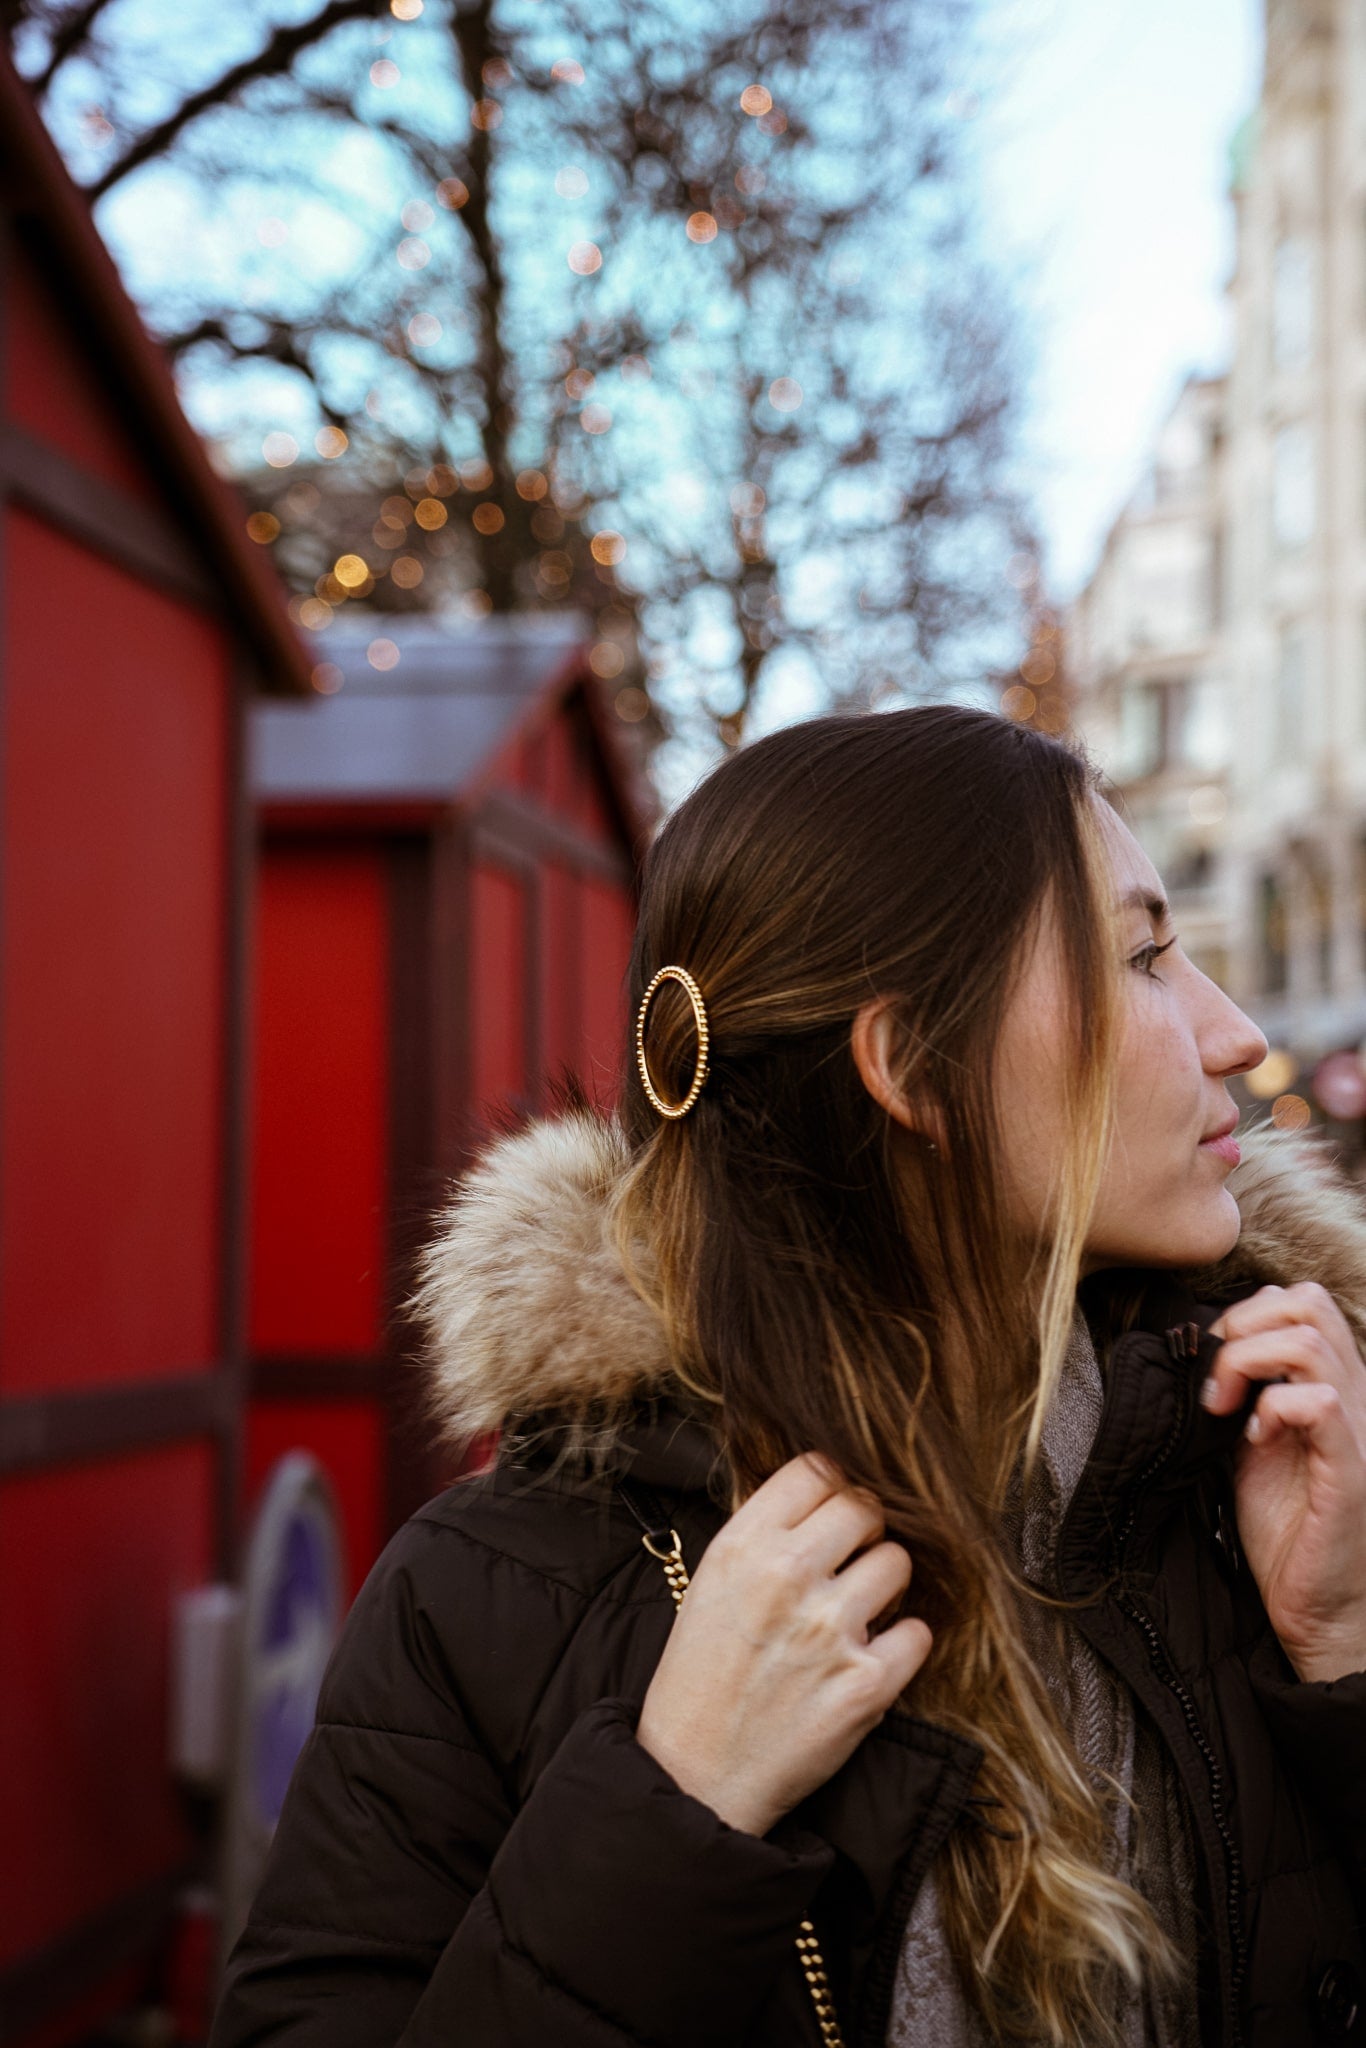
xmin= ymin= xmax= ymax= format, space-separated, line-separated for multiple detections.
xmin=11 ymin=0 xmax=1028 ymax=750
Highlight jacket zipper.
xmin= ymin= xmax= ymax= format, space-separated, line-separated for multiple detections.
xmin=1101 ymin=1328 xmax=1247 ymax=2048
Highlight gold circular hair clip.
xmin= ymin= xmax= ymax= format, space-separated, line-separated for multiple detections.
xmin=635 ymin=965 xmax=711 ymax=1120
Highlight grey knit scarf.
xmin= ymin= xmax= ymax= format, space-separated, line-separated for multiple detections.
xmin=886 ymin=1309 xmax=1202 ymax=2047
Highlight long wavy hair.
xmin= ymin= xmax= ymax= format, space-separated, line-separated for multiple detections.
xmin=611 ymin=705 xmax=1177 ymax=2046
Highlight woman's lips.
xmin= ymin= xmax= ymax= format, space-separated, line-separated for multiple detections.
xmin=1200 ymin=1132 xmax=1241 ymax=1167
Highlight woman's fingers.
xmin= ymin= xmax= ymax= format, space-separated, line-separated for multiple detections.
xmin=1241 ymin=1378 xmax=1355 ymax=1458
xmin=795 ymin=1485 xmax=887 ymax=1573
xmin=1200 ymin=1321 xmax=1343 ymax=1415
xmin=863 ymin=1613 xmax=934 ymax=1692
xmin=830 ymin=1535 xmax=913 ymax=1624
xmin=736 ymin=1450 xmax=847 ymax=1533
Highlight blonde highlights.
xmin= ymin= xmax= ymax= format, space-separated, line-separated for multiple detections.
xmin=613 ymin=707 xmax=1178 ymax=2045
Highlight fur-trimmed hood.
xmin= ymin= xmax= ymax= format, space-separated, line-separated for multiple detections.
xmin=408 ymin=1113 xmax=1366 ymax=1455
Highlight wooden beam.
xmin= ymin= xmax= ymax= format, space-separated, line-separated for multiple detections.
xmin=248 ymin=1354 xmax=391 ymax=1401
xmin=473 ymin=787 xmax=633 ymax=885
xmin=0 ymin=421 xmax=216 ymax=606
xmin=0 ymin=1374 xmax=228 ymax=1476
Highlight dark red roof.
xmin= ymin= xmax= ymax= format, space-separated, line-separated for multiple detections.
xmin=0 ymin=52 xmax=310 ymax=695
xmin=252 ymin=615 xmax=656 ymax=848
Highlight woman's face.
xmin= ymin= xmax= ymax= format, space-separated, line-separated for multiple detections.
xmin=995 ymin=800 xmax=1268 ymax=1273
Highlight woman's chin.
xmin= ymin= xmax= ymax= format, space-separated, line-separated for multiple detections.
xmin=1085 ymin=1185 xmax=1243 ymax=1274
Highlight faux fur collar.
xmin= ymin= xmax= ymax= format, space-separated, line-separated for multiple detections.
xmin=408 ymin=1113 xmax=1366 ymax=1457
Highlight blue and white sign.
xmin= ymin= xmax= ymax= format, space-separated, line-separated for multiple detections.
xmin=221 ymin=1452 xmax=344 ymax=1958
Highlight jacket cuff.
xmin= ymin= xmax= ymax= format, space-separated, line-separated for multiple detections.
xmin=487 ymin=1696 xmax=834 ymax=2048
xmin=1249 ymin=1636 xmax=1366 ymax=1836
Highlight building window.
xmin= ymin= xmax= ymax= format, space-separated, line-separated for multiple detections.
xmin=1272 ymin=423 xmax=1315 ymax=549
xmin=1258 ymin=871 xmax=1288 ymax=996
xmin=1275 ymin=622 xmax=1308 ymax=761
xmin=1272 ymin=234 xmax=1313 ymax=371
xmin=1113 ymin=680 xmax=1164 ymax=780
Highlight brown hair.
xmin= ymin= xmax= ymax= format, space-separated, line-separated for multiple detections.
xmin=613 ymin=705 xmax=1173 ymax=2045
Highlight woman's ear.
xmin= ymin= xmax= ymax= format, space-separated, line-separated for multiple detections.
xmin=850 ymin=999 xmax=945 ymax=1149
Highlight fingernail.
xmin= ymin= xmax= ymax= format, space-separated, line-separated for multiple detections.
xmin=1245 ymin=1410 xmax=1263 ymax=1443
xmin=1199 ymin=1375 xmax=1220 ymax=1410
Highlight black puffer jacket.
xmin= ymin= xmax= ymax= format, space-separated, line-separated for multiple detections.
xmin=211 ymin=1118 xmax=1366 ymax=2048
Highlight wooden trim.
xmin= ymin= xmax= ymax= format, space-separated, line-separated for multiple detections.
xmin=0 ymin=1374 xmax=229 ymax=1476
xmin=383 ymin=835 xmax=444 ymax=1530
xmin=0 ymin=62 xmax=310 ymax=695
xmin=0 ymin=420 xmax=216 ymax=606
xmin=432 ymin=815 xmax=474 ymax=1179
xmin=217 ymin=654 xmax=255 ymax=1577
xmin=473 ymin=786 xmax=633 ymax=884
xmin=248 ymin=1354 xmax=392 ymax=1401
xmin=0 ymin=1859 xmax=196 ymax=2047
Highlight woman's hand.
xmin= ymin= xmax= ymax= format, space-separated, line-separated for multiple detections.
xmin=1204 ymin=1283 xmax=1366 ymax=1683
xmin=634 ymin=1452 xmax=932 ymax=1837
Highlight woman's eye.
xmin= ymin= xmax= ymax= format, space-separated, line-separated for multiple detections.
xmin=1129 ymin=937 xmax=1177 ymax=979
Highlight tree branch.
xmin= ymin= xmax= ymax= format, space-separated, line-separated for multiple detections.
xmin=86 ymin=0 xmax=389 ymax=199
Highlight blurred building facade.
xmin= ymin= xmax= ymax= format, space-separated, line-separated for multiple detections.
xmin=1066 ymin=374 xmax=1232 ymax=988
xmin=1070 ymin=0 xmax=1366 ymax=1104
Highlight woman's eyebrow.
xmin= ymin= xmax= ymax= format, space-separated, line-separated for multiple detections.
xmin=1119 ymin=885 xmax=1170 ymax=926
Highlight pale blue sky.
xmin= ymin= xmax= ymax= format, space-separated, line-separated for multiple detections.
xmin=967 ymin=0 xmax=1263 ymax=597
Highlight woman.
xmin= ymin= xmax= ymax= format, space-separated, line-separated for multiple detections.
xmin=211 ymin=707 xmax=1366 ymax=2048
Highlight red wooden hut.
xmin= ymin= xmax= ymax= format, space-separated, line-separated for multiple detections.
xmin=247 ymin=616 xmax=652 ymax=1593
xmin=0 ymin=54 xmax=310 ymax=2048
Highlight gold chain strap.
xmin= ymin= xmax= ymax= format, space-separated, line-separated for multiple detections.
xmin=641 ymin=1529 xmax=845 ymax=2047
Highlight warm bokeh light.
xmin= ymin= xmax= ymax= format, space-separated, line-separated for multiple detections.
xmin=686 ymin=212 xmax=718 ymax=243
xmin=551 ymin=59 xmax=585 ymax=85
xmin=414 ymin=497 xmax=448 ymax=530
xmin=391 ymin=555 xmax=424 ymax=588
xmin=483 ymin=57 xmax=512 ymax=88
xmin=735 ymin=165 xmax=766 ymax=195
xmin=740 ymin=84 xmax=773 ymax=116
xmin=565 ymin=367 xmax=595 ymax=399
xmin=472 ymin=502 xmax=505 ymax=534
xmin=382 ymin=495 xmax=414 ymax=524
xmin=1245 ymin=1048 xmax=1298 ymax=1099
xmin=246 ymin=511 xmax=280 ymax=543
xmin=1020 ymin=649 xmax=1056 ymax=685
xmin=315 ymin=425 xmax=348 ymax=458
xmin=401 ymin=199 xmax=435 ymax=232
xmin=367 ymin=637 xmax=401 ymax=671
xmin=1271 ymin=1093 xmax=1311 ymax=1131
xmin=568 ymin=240 xmax=603 ymax=275
xmin=390 ymin=0 xmax=422 ymax=17
xmin=460 ymin=457 xmax=494 ymax=490
xmin=397 ymin=237 xmax=430 ymax=269
xmin=621 ymin=353 xmax=651 ymax=379
xmin=1188 ymin=785 xmax=1227 ymax=825
xmin=590 ymin=529 xmax=626 ymax=565
xmin=516 ymin=468 xmax=548 ymax=500
xmin=436 ymin=177 xmax=469 ymax=210
xmin=262 ymin=431 xmax=298 ymax=468
xmin=589 ymin=641 xmax=625 ymax=678
xmin=408 ymin=312 xmax=442 ymax=346
xmin=370 ymin=58 xmax=400 ymax=89
xmin=333 ymin=553 xmax=370 ymax=589
xmin=555 ymin=165 xmax=589 ymax=198
xmin=311 ymin=661 xmax=344 ymax=693
xmin=1312 ymin=1051 xmax=1366 ymax=1120
xmin=461 ymin=589 xmax=493 ymax=617
xmin=298 ymin=598 xmax=334 ymax=630
xmin=757 ymin=108 xmax=788 ymax=135
xmin=615 ymin=686 xmax=649 ymax=721
xmin=768 ymin=377 xmax=802 ymax=412
xmin=581 ymin=403 xmax=612 ymax=434
xmin=427 ymin=464 xmax=458 ymax=495
xmin=471 ymin=98 xmax=502 ymax=130
xmin=730 ymin=481 xmax=765 ymax=516
xmin=1001 ymin=684 xmax=1037 ymax=722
